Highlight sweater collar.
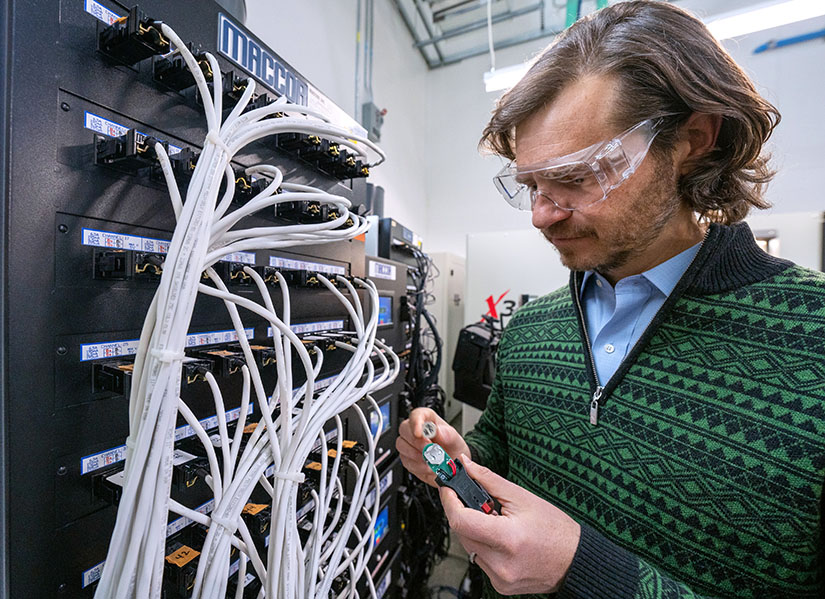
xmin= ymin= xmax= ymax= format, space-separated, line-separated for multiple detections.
xmin=683 ymin=221 xmax=793 ymax=295
xmin=570 ymin=221 xmax=793 ymax=297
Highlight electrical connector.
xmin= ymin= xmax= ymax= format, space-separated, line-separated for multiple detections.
xmin=93 ymin=468 xmax=124 ymax=505
xmin=234 ymin=175 xmax=268 ymax=205
xmin=133 ymin=252 xmax=164 ymax=280
xmin=98 ymin=7 xmax=170 ymax=65
xmin=93 ymin=249 xmax=130 ymax=280
xmin=241 ymin=503 xmax=271 ymax=536
xmin=95 ymin=130 xmax=167 ymax=174
xmin=193 ymin=348 xmax=245 ymax=378
xmin=164 ymin=542 xmax=200 ymax=598
xmin=93 ymin=360 xmax=134 ymax=396
xmin=276 ymin=200 xmax=328 ymax=224
xmin=227 ymin=343 xmax=277 ymax=368
xmin=153 ymin=43 xmax=212 ymax=91
xmin=182 ymin=358 xmax=211 ymax=386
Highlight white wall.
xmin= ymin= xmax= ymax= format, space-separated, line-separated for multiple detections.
xmin=244 ymin=0 xmax=430 ymax=237
xmin=426 ymin=42 xmax=548 ymax=256
xmin=746 ymin=211 xmax=823 ymax=271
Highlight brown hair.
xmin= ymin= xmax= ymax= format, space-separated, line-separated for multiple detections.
xmin=480 ymin=0 xmax=780 ymax=224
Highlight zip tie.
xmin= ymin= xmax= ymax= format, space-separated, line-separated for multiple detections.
xmin=270 ymin=470 xmax=306 ymax=483
xmin=151 ymin=349 xmax=185 ymax=363
xmin=210 ymin=513 xmax=239 ymax=535
xmin=206 ymin=130 xmax=232 ymax=156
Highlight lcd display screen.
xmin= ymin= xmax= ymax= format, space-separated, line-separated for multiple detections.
xmin=374 ymin=505 xmax=389 ymax=548
xmin=378 ymin=296 xmax=392 ymax=326
xmin=370 ymin=401 xmax=392 ymax=438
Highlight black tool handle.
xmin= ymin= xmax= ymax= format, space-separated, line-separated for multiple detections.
xmin=435 ymin=459 xmax=499 ymax=514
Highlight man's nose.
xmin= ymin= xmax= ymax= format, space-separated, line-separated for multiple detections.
xmin=531 ymin=192 xmax=572 ymax=230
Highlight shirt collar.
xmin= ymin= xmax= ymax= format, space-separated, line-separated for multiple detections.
xmin=580 ymin=241 xmax=703 ymax=298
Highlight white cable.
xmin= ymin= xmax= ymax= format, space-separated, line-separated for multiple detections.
xmin=94 ymin=19 xmax=398 ymax=599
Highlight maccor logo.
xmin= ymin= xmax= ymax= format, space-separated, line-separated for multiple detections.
xmin=218 ymin=14 xmax=309 ymax=106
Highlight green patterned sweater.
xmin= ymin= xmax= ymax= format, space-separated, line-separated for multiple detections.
xmin=465 ymin=222 xmax=825 ymax=599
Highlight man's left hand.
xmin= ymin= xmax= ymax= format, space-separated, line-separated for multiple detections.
xmin=439 ymin=454 xmax=581 ymax=596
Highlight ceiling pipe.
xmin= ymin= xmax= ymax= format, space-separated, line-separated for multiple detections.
xmin=415 ymin=2 xmax=543 ymax=47
xmin=391 ymin=0 xmax=439 ymax=67
xmin=440 ymin=26 xmax=557 ymax=65
xmin=431 ymin=0 xmax=479 ymax=21
xmin=412 ymin=0 xmax=447 ymax=63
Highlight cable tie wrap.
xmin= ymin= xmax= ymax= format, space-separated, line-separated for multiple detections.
xmin=151 ymin=349 xmax=185 ymax=363
xmin=206 ymin=130 xmax=232 ymax=156
xmin=210 ymin=513 xmax=239 ymax=535
xmin=270 ymin=471 xmax=306 ymax=483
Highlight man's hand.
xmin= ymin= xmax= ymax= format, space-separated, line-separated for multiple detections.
xmin=396 ymin=408 xmax=470 ymax=487
xmin=439 ymin=454 xmax=581 ymax=596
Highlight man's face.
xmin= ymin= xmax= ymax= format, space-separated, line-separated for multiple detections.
xmin=514 ymin=75 xmax=681 ymax=274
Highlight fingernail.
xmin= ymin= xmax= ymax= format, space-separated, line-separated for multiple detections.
xmin=460 ymin=453 xmax=471 ymax=463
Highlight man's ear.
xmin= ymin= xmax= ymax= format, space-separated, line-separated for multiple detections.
xmin=675 ymin=113 xmax=722 ymax=175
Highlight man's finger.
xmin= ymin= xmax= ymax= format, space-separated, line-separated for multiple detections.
xmin=438 ymin=486 xmax=506 ymax=546
xmin=460 ymin=454 xmax=520 ymax=505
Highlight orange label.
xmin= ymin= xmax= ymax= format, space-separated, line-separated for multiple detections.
xmin=305 ymin=461 xmax=322 ymax=471
xmin=118 ymin=364 xmax=134 ymax=373
xmin=243 ymin=423 xmax=258 ymax=434
xmin=243 ymin=503 xmax=268 ymax=516
xmin=165 ymin=545 xmax=200 ymax=568
xmin=342 ymin=440 xmax=357 ymax=449
xmin=327 ymin=449 xmax=338 ymax=458
xmin=207 ymin=350 xmax=235 ymax=357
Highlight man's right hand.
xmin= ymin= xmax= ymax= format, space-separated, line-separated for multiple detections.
xmin=396 ymin=407 xmax=471 ymax=488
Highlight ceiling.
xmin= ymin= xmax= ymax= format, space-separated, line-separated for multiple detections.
xmin=391 ymin=0 xmax=767 ymax=68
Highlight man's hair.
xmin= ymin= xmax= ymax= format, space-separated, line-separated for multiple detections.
xmin=480 ymin=0 xmax=780 ymax=225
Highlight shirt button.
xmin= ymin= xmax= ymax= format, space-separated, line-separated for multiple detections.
xmin=604 ymin=344 xmax=615 ymax=354
xmin=596 ymin=279 xmax=603 ymax=288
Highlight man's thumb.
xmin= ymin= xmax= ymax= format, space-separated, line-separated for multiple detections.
xmin=460 ymin=453 xmax=514 ymax=503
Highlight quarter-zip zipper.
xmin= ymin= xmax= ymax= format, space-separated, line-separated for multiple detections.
xmin=573 ymin=278 xmax=604 ymax=425
xmin=574 ymin=227 xmax=710 ymax=426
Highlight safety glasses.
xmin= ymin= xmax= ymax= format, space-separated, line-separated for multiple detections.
xmin=493 ymin=118 xmax=662 ymax=212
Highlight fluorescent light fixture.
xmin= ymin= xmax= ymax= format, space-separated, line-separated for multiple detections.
xmin=705 ymin=0 xmax=825 ymax=40
xmin=484 ymin=63 xmax=530 ymax=93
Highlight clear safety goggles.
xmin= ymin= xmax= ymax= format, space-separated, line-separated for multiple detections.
xmin=493 ymin=118 xmax=663 ymax=212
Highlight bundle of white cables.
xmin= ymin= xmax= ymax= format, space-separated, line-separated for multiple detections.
xmin=94 ymin=22 xmax=398 ymax=599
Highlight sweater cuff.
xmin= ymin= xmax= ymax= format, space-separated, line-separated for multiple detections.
xmin=556 ymin=523 xmax=639 ymax=599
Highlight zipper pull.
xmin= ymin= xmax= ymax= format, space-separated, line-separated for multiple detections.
xmin=590 ymin=386 xmax=604 ymax=426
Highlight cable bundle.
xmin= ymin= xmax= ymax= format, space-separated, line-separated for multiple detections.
xmin=94 ymin=23 xmax=397 ymax=599
xmin=405 ymin=247 xmax=444 ymax=413
xmin=398 ymin=247 xmax=450 ymax=598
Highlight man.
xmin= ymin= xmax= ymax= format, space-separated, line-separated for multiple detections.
xmin=397 ymin=2 xmax=825 ymax=598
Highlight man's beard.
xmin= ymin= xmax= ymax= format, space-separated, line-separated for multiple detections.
xmin=540 ymin=159 xmax=680 ymax=274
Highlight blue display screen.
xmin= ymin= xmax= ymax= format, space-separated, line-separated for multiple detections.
xmin=378 ymin=296 xmax=392 ymax=326
xmin=374 ymin=505 xmax=389 ymax=547
xmin=370 ymin=401 xmax=392 ymax=438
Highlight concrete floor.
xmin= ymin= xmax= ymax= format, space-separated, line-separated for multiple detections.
xmin=427 ymin=529 xmax=470 ymax=598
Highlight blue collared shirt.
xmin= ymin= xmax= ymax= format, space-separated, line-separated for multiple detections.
xmin=581 ymin=242 xmax=702 ymax=385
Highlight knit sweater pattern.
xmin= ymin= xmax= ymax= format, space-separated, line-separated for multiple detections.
xmin=464 ymin=223 xmax=825 ymax=599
